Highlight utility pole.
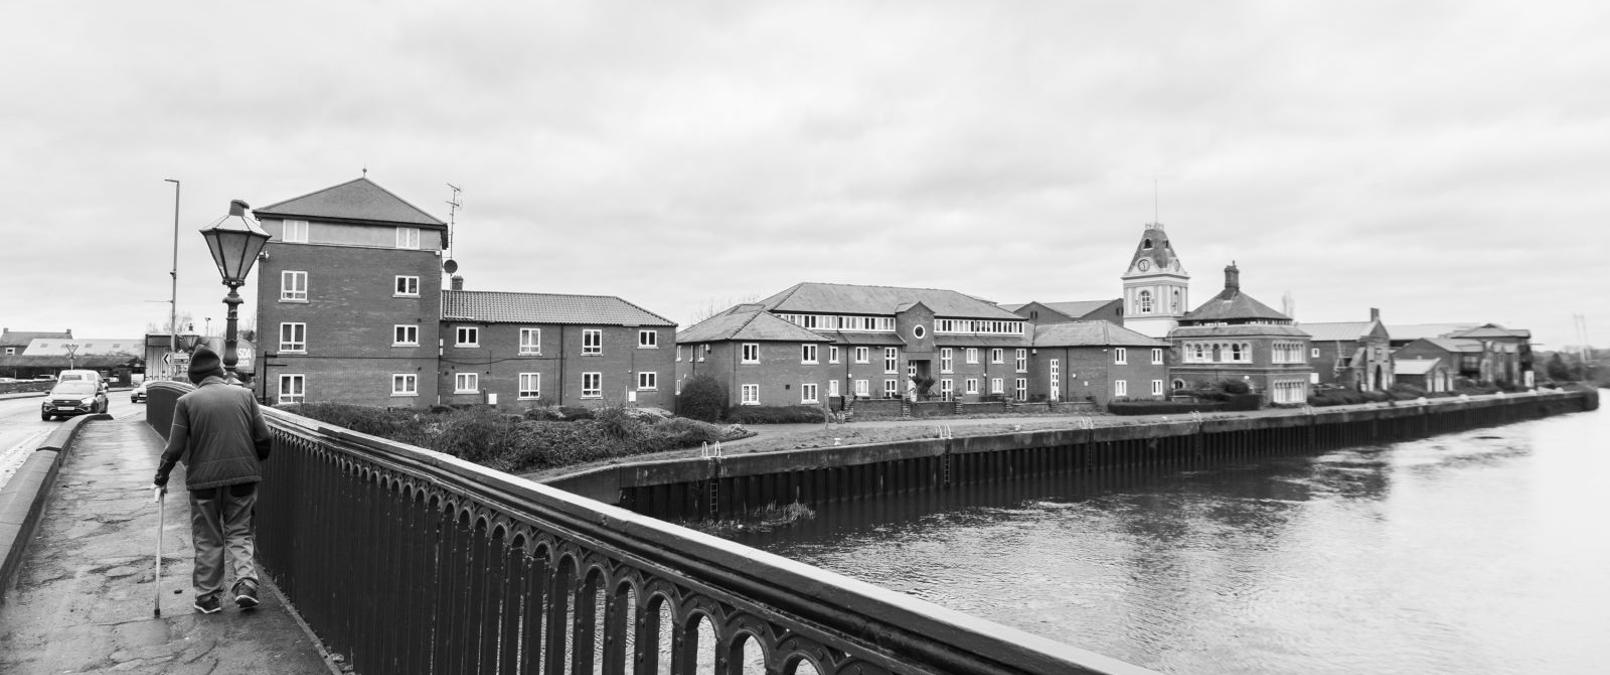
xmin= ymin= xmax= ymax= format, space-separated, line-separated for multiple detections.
xmin=164 ymin=179 xmax=180 ymax=379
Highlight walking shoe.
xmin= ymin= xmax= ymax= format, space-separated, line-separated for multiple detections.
xmin=233 ymin=580 xmax=260 ymax=610
xmin=193 ymin=594 xmax=222 ymax=614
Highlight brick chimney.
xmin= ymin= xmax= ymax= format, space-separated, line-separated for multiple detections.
xmin=1370 ymin=307 xmax=1381 ymax=322
xmin=450 ymin=275 xmax=464 ymax=291
xmin=1223 ymin=262 xmax=1240 ymax=293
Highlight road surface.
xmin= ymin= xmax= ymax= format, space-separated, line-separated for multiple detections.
xmin=0 ymin=392 xmax=143 ymax=492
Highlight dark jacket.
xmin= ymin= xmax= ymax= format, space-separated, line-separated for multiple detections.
xmin=160 ymin=376 xmax=272 ymax=490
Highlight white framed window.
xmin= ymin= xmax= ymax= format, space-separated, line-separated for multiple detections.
xmin=828 ymin=345 xmax=840 ymax=364
xmin=742 ymin=343 xmax=760 ymax=363
xmin=396 ymin=227 xmax=420 ymax=249
xmin=1152 ymin=348 xmax=1164 ymax=365
xmin=991 ymin=348 xmax=1004 ymax=364
xmin=279 ymin=322 xmax=306 ymax=353
xmin=828 ymin=379 xmax=840 ymax=398
xmin=1014 ymin=377 xmax=1028 ymax=401
xmin=801 ymin=383 xmax=819 ymax=404
xmin=965 ymin=378 xmax=979 ymax=395
xmin=280 ymin=270 xmax=307 ymax=301
xmin=637 ymin=371 xmax=657 ymax=391
xmin=940 ymin=378 xmax=953 ymax=400
xmin=518 ymin=373 xmax=541 ymax=400
xmin=393 ymin=325 xmax=418 ymax=346
xmin=278 ymin=374 xmax=305 ymax=404
xmin=455 ymin=326 xmax=478 ymax=347
xmin=854 ymin=347 xmax=870 ymax=364
xmin=1311 ymin=347 xmax=1321 ymax=358
xmin=1015 ymin=349 xmax=1027 ymax=372
xmin=1231 ymin=343 xmax=1245 ymax=362
xmin=884 ymin=347 xmax=899 ymax=374
xmin=638 ymin=329 xmax=658 ymax=349
xmin=1152 ymin=379 xmax=1164 ymax=396
xmin=991 ymin=377 xmax=1003 ymax=394
xmin=1050 ymin=358 xmax=1060 ymax=381
xmin=940 ymin=348 xmax=954 ymax=373
xmin=1138 ymin=290 xmax=1153 ymax=313
xmin=582 ymin=329 xmax=602 ymax=355
xmin=801 ymin=344 xmax=819 ymax=364
xmin=519 ymin=328 xmax=541 ymax=355
xmin=1114 ymin=347 xmax=1128 ymax=364
xmin=281 ymin=220 xmax=308 ymax=243
xmin=854 ymin=379 xmax=870 ymax=397
xmin=740 ymin=384 xmax=759 ymax=405
xmin=965 ymin=348 xmax=978 ymax=364
xmin=392 ymin=374 xmax=417 ymax=397
xmin=454 ymin=372 xmax=478 ymax=393
xmin=677 ymin=346 xmax=686 ymax=362
xmin=884 ymin=379 xmax=899 ymax=398
xmin=1115 ymin=379 xmax=1128 ymax=397
xmin=394 ymin=275 xmax=419 ymax=297
xmin=582 ymin=372 xmax=602 ymax=398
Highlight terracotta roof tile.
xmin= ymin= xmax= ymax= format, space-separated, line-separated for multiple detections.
xmin=442 ymin=290 xmax=674 ymax=326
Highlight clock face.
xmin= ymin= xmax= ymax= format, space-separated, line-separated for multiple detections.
xmin=1137 ymin=259 xmax=1151 ymax=271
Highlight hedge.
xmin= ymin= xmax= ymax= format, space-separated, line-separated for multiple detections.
xmin=1107 ymin=393 xmax=1260 ymax=416
xmin=725 ymin=405 xmax=829 ymax=425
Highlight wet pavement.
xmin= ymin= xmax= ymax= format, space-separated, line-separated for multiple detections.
xmin=0 ymin=416 xmax=333 ymax=674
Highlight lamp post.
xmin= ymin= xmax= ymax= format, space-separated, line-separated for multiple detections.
xmin=198 ymin=200 xmax=270 ymax=384
xmin=164 ymin=179 xmax=180 ymax=378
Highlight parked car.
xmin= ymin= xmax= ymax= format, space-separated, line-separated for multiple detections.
xmin=42 ymin=380 xmax=108 ymax=420
xmin=131 ymin=381 xmax=148 ymax=403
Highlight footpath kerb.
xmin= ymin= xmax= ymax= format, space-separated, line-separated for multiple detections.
xmin=0 ymin=414 xmax=336 ymax=674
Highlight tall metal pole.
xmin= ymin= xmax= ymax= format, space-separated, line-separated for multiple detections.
xmin=164 ymin=179 xmax=180 ymax=378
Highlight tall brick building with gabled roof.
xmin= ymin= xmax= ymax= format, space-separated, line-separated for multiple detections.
xmin=251 ymin=177 xmax=675 ymax=409
xmin=1169 ymin=263 xmax=1313 ymax=403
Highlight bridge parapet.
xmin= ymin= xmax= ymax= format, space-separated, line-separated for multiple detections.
xmin=240 ymin=406 xmax=1150 ymax=675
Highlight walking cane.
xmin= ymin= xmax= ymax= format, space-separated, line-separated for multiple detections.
xmin=153 ymin=485 xmax=166 ymax=618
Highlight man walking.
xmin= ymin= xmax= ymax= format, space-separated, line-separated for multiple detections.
xmin=152 ymin=347 xmax=273 ymax=614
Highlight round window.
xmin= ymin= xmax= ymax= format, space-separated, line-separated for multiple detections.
xmin=913 ymin=324 xmax=926 ymax=339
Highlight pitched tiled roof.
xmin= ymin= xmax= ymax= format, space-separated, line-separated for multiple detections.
xmin=23 ymin=338 xmax=142 ymax=356
xmin=1181 ymin=291 xmax=1289 ymax=323
xmin=1 ymin=330 xmax=72 ymax=348
xmin=1395 ymin=358 xmax=1443 ymax=376
xmin=758 ymin=282 xmax=1021 ymax=320
xmin=442 ymin=290 xmax=674 ymax=327
xmin=1424 ymin=337 xmax=1484 ymax=353
xmin=1004 ymin=299 xmax=1121 ymax=321
xmin=1033 ymin=321 xmax=1168 ymax=348
xmin=933 ymin=335 xmax=1032 ymax=348
xmin=1449 ymin=324 xmax=1531 ymax=340
xmin=255 ymin=178 xmax=446 ymax=228
xmin=1299 ymin=321 xmax=1373 ymax=342
xmin=1386 ymin=323 xmax=1477 ymax=341
xmin=677 ymin=307 xmax=828 ymax=343
xmin=1170 ymin=324 xmax=1312 ymax=339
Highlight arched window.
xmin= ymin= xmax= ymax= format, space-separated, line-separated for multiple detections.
xmin=1211 ymin=344 xmax=1221 ymax=361
xmin=1138 ymin=290 xmax=1153 ymax=313
xmin=1143 ymin=238 xmax=1153 ymax=249
xmin=1171 ymin=288 xmax=1181 ymax=312
xmin=1231 ymin=343 xmax=1244 ymax=361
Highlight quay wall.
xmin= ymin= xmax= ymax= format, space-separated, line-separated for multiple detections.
xmin=548 ymin=389 xmax=1599 ymax=521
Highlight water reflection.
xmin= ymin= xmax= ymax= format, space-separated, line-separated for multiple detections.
xmin=732 ymin=407 xmax=1610 ymax=674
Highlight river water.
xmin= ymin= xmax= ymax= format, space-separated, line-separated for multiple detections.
xmin=730 ymin=405 xmax=1610 ymax=674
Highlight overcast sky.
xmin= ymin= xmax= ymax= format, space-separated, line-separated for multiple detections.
xmin=3 ymin=1 xmax=1606 ymax=350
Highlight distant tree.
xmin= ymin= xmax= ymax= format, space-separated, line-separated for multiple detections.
xmin=1545 ymin=353 xmax=1572 ymax=381
xmin=678 ymin=375 xmax=727 ymax=422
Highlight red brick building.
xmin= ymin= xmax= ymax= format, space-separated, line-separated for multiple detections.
xmin=252 ymin=178 xmax=676 ymax=409
xmin=439 ymin=288 xmax=677 ymax=409
xmin=1168 ymin=263 xmax=1313 ymax=404
xmin=1299 ymin=308 xmax=1395 ymax=390
xmin=677 ymin=283 xmax=1036 ymax=407
xmin=1030 ymin=321 xmax=1171 ymax=405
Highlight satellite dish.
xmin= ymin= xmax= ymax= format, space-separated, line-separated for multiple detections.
xmin=443 ymin=259 xmax=459 ymax=274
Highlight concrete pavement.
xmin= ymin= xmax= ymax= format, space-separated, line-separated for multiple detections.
xmin=0 ymin=415 xmax=334 ymax=674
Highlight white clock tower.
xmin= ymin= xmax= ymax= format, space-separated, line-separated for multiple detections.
xmin=1120 ymin=222 xmax=1190 ymax=338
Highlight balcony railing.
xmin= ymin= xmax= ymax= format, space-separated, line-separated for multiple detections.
xmin=144 ymin=382 xmax=1150 ymax=675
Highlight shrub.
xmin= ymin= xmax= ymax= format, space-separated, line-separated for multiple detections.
xmin=678 ymin=375 xmax=727 ymax=422
xmin=1218 ymin=379 xmax=1251 ymax=395
xmin=431 ymin=407 xmax=520 ymax=464
xmin=594 ymin=404 xmax=643 ymax=440
xmin=726 ymin=405 xmax=829 ymax=425
xmin=651 ymin=417 xmax=725 ymax=448
xmin=558 ymin=406 xmax=595 ymax=420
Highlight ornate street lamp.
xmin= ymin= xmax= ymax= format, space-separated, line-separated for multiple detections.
xmin=198 ymin=199 xmax=270 ymax=384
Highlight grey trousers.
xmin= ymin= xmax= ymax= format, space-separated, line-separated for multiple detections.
xmin=188 ymin=483 xmax=258 ymax=599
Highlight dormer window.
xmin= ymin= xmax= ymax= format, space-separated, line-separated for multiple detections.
xmin=1143 ymin=238 xmax=1153 ymax=249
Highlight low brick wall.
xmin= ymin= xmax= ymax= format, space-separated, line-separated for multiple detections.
xmin=850 ymin=399 xmax=904 ymax=418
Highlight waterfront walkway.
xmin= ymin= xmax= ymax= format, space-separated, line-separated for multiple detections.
xmin=0 ymin=414 xmax=332 ymax=674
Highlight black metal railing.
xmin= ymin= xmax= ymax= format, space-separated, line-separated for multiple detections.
xmin=145 ymin=386 xmax=1151 ymax=675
